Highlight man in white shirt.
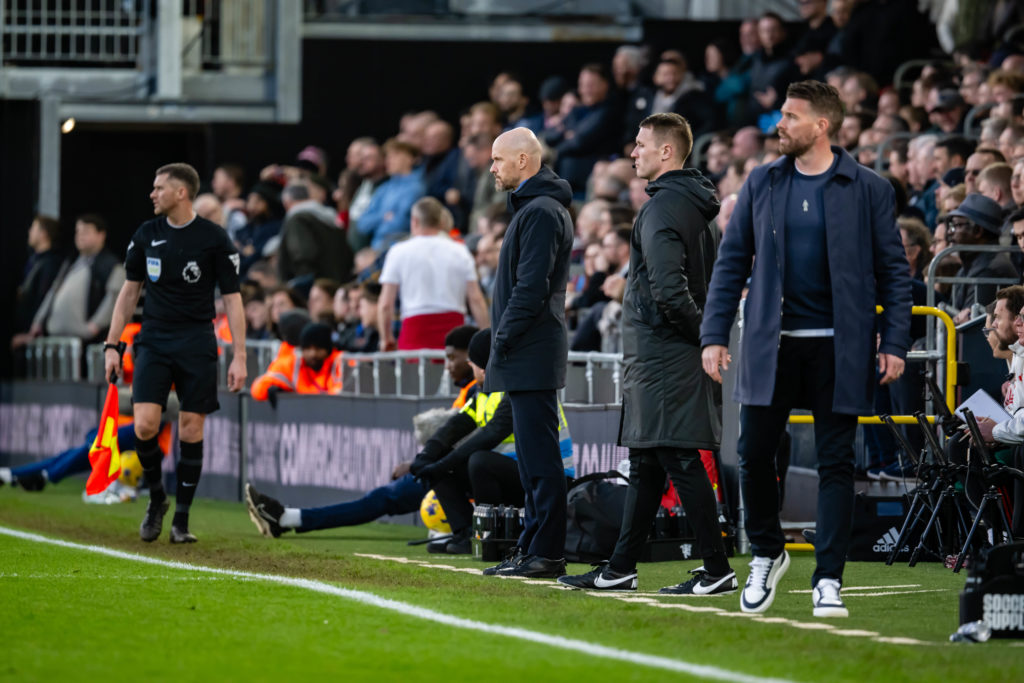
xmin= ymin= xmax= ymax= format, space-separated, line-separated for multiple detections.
xmin=378 ymin=197 xmax=489 ymax=350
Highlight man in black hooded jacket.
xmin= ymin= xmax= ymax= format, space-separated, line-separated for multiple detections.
xmin=483 ymin=128 xmax=574 ymax=578
xmin=560 ymin=112 xmax=735 ymax=595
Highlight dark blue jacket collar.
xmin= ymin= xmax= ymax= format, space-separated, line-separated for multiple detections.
xmin=767 ymin=145 xmax=858 ymax=180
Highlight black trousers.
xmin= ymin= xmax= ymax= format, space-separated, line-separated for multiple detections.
xmin=738 ymin=336 xmax=858 ymax=587
xmin=609 ymin=447 xmax=727 ymax=574
xmin=431 ymin=451 xmax=524 ymax=533
xmin=509 ymin=389 xmax=567 ymax=559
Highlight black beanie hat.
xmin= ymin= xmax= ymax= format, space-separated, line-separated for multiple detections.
xmin=277 ymin=309 xmax=311 ymax=347
xmin=299 ymin=322 xmax=333 ymax=351
xmin=468 ymin=328 xmax=491 ymax=368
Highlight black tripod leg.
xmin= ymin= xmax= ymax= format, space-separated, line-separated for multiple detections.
xmin=953 ymin=492 xmax=997 ymax=573
xmin=887 ymin=488 xmax=928 ymax=565
xmin=910 ymin=487 xmax=949 ymax=566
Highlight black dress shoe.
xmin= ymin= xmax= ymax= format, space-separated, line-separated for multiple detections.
xmin=499 ymin=554 xmax=567 ymax=578
xmin=483 ymin=547 xmax=524 ymax=575
xmin=445 ymin=528 xmax=472 ymax=555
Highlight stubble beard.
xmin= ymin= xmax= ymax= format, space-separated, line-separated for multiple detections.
xmin=779 ymin=134 xmax=813 ymax=158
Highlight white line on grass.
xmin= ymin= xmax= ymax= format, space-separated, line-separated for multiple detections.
xmin=0 ymin=526 xmax=794 ymax=683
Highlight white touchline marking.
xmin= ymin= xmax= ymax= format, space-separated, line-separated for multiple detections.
xmin=0 ymin=526 xmax=793 ymax=683
xmin=840 ymin=589 xmax=949 ymax=598
xmin=829 ymin=630 xmax=880 ymax=637
xmin=353 ymin=553 xmax=937 ymax=645
xmin=789 ymin=584 xmax=921 ymax=594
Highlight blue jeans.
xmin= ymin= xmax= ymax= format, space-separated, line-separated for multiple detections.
xmin=12 ymin=425 xmax=137 ymax=484
xmin=298 ymin=473 xmax=428 ymax=531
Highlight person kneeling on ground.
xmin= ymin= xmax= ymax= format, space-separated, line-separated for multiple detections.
xmin=413 ymin=328 xmax=573 ymax=555
xmin=244 ymin=325 xmax=479 ymax=537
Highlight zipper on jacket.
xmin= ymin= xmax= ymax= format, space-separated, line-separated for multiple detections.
xmin=768 ymin=176 xmax=783 ymax=349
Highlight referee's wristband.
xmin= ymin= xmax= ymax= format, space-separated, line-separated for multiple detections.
xmin=103 ymin=341 xmax=127 ymax=358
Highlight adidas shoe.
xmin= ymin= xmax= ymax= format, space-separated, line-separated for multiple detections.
xmin=245 ymin=483 xmax=285 ymax=538
xmin=812 ymin=578 xmax=849 ymax=617
xmin=740 ymin=550 xmax=790 ymax=613
xmin=558 ymin=562 xmax=637 ymax=591
xmin=169 ymin=525 xmax=197 ymax=544
xmin=139 ymin=498 xmax=170 ymax=542
xmin=659 ymin=567 xmax=737 ymax=595
xmin=483 ymin=547 xmax=524 ymax=576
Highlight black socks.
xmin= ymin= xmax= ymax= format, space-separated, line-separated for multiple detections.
xmin=173 ymin=440 xmax=203 ymax=529
xmin=135 ymin=433 xmax=165 ymax=504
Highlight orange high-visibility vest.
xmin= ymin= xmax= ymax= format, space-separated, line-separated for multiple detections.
xmin=251 ymin=347 xmax=344 ymax=400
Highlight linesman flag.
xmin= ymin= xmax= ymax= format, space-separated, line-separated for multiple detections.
xmin=86 ymin=382 xmax=121 ymax=495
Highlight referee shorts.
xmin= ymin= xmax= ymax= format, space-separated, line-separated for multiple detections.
xmin=132 ymin=325 xmax=220 ymax=414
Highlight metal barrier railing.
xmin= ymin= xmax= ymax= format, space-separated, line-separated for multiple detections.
xmin=1 ymin=0 xmax=148 ymax=65
xmin=24 ymin=337 xmax=82 ymax=381
xmin=340 ymin=350 xmax=451 ymax=399
xmin=787 ymin=306 xmax=955 ymax=426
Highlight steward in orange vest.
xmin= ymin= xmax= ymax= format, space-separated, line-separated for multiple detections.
xmin=251 ymin=323 xmax=343 ymax=402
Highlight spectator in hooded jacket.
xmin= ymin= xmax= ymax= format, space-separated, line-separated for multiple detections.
xmin=250 ymin=323 xmax=343 ymax=402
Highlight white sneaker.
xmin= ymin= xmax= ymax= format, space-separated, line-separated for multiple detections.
xmin=812 ymin=578 xmax=849 ymax=618
xmin=740 ymin=550 xmax=790 ymax=613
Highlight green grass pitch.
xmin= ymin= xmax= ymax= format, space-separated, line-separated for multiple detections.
xmin=1 ymin=484 xmax=1022 ymax=682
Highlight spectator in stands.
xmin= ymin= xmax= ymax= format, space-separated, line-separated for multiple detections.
xmin=1012 ymin=160 xmax=1024 ymax=208
xmin=960 ymin=64 xmax=989 ymax=107
xmin=498 ymin=78 xmax=538 ymax=132
xmin=791 ymin=0 xmax=835 ymax=81
xmin=840 ymin=71 xmax=878 ymax=114
xmin=30 ymin=214 xmax=125 ymax=345
xmin=999 ymin=124 xmax=1024 ymax=164
xmin=421 ymin=120 xmax=461 ymax=204
xmin=356 ymin=138 xmax=425 ymax=250
xmin=268 ymin=286 xmax=305 ymax=337
xmin=981 ymin=116 xmax=1009 ymax=149
xmin=211 ymin=163 xmax=247 ymax=238
xmin=926 ymin=88 xmax=968 ymax=135
xmin=307 ymin=278 xmax=339 ymax=326
xmin=542 ymin=63 xmax=620 ymax=194
xmin=838 ymin=112 xmax=869 ymax=151
xmin=342 ymin=282 xmax=383 ymax=353
xmin=12 ymin=215 xmax=63 ymax=351
xmin=465 ymin=133 xmax=505 ymax=232
xmin=978 ymin=163 xmax=1016 ymax=212
xmin=932 ymin=135 xmax=973 ymax=179
xmin=907 ymin=134 xmax=939 ymax=227
xmin=748 ymin=12 xmax=795 ymax=121
xmin=278 ymin=183 xmax=353 ymax=287
xmin=475 ymin=230 xmax=502 ymax=302
xmin=242 ymin=282 xmax=271 ymax=340
xmin=966 ymin=147 xmax=1007 ymax=193
xmin=989 ymin=69 xmax=1024 ymax=107
xmin=245 ymin=259 xmax=280 ymax=292
xmin=348 ymin=139 xmax=387 ymax=243
xmin=378 ymin=197 xmax=489 ymax=351
xmin=731 ymin=126 xmax=763 ymax=161
xmin=251 ymin=322 xmax=343 ymax=403
xmin=1007 ymin=207 xmax=1024 ymax=254
xmin=467 ymin=101 xmax=504 ymax=142
xmin=235 ymin=181 xmax=283 ymax=276
xmin=244 ymin=326 xmax=479 ymax=538
xmin=648 ymin=57 xmax=714 ymax=138
xmin=534 ymin=76 xmax=571 ymax=138
xmin=948 ymin=194 xmax=1020 ymax=323
xmin=193 ymin=193 xmax=225 ymax=227
xmin=614 ymin=45 xmax=652 ymax=149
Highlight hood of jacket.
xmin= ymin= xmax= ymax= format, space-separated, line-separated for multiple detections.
xmin=508 ymin=166 xmax=573 ymax=213
xmin=646 ymin=168 xmax=721 ymax=222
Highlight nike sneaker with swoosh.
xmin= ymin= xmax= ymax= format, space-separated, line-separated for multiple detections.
xmin=245 ymin=482 xmax=287 ymax=538
xmin=659 ymin=567 xmax=738 ymax=595
xmin=557 ymin=562 xmax=637 ymax=591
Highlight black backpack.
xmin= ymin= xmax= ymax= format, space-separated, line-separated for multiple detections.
xmin=564 ymin=470 xmax=628 ymax=563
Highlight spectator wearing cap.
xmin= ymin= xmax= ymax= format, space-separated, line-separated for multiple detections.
xmin=295 ymin=145 xmax=328 ymax=177
xmin=278 ymin=183 xmax=354 ymax=288
xmin=927 ymin=89 xmax=968 ymax=135
xmin=250 ymin=322 xmax=343 ymax=402
xmin=937 ymin=168 xmax=966 ymax=210
xmin=234 ymin=182 xmax=283 ymax=276
xmin=948 ymin=193 xmax=1021 ymax=323
xmin=536 ymin=76 xmax=571 ymax=136
xmin=355 ymin=138 xmax=425 ymax=250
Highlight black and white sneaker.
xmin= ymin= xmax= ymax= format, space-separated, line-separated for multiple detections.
xmin=740 ymin=550 xmax=790 ymax=613
xmin=558 ymin=562 xmax=637 ymax=591
xmin=483 ymin=547 xmax=524 ymax=576
xmin=659 ymin=567 xmax=738 ymax=595
xmin=245 ymin=483 xmax=286 ymax=538
xmin=812 ymin=578 xmax=849 ymax=617
xmin=169 ymin=525 xmax=197 ymax=544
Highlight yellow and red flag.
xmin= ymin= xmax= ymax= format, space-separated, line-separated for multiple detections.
xmin=86 ymin=383 xmax=121 ymax=495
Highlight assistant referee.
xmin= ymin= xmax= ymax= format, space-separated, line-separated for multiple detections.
xmin=104 ymin=163 xmax=247 ymax=544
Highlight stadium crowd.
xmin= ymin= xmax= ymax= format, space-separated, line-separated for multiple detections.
xmin=9 ymin=3 xmax=1024 ymax=461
